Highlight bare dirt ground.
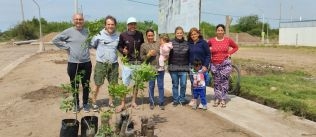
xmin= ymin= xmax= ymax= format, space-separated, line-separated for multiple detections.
xmin=234 ymin=46 xmax=316 ymax=76
xmin=0 ymin=45 xmax=258 ymax=137
xmin=1 ymin=43 xmax=315 ymax=137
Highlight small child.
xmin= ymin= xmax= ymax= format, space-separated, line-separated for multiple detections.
xmin=191 ymin=59 xmax=208 ymax=110
xmin=158 ymin=34 xmax=173 ymax=71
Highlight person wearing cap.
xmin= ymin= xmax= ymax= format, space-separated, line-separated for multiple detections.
xmin=118 ymin=17 xmax=144 ymax=110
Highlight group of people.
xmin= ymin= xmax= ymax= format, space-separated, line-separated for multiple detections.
xmin=52 ymin=13 xmax=238 ymax=113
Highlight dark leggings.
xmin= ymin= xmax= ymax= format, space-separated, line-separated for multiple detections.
xmin=67 ymin=61 xmax=92 ymax=105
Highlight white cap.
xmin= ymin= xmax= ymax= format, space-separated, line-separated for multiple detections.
xmin=126 ymin=17 xmax=137 ymax=24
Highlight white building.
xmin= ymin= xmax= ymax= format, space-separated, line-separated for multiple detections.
xmin=279 ymin=20 xmax=316 ymax=47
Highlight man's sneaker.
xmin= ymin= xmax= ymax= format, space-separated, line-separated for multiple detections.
xmin=202 ymin=105 xmax=208 ymax=110
xmin=172 ymin=102 xmax=178 ymax=107
xmin=72 ymin=106 xmax=80 ymax=114
xmin=159 ymin=105 xmax=165 ymax=110
xmin=83 ymin=104 xmax=90 ymax=113
xmin=92 ymin=104 xmax=99 ymax=112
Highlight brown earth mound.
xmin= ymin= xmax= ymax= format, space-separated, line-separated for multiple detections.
xmin=43 ymin=32 xmax=59 ymax=42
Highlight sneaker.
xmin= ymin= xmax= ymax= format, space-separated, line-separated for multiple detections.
xmin=159 ymin=105 xmax=165 ymax=110
xmin=83 ymin=104 xmax=90 ymax=113
xmin=172 ymin=102 xmax=178 ymax=107
xmin=92 ymin=104 xmax=99 ymax=112
xmin=150 ymin=105 xmax=154 ymax=110
xmin=202 ymin=105 xmax=208 ymax=110
xmin=159 ymin=103 xmax=165 ymax=110
xmin=72 ymin=105 xmax=80 ymax=114
xmin=179 ymin=100 xmax=189 ymax=106
xmin=188 ymin=99 xmax=195 ymax=106
xmin=198 ymin=103 xmax=203 ymax=109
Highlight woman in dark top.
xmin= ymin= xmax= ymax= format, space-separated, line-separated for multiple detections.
xmin=168 ymin=26 xmax=190 ymax=106
xmin=187 ymin=27 xmax=211 ymax=107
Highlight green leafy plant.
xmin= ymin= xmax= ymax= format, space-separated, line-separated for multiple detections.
xmin=108 ymin=83 xmax=131 ymax=100
xmin=86 ymin=19 xmax=103 ymax=43
xmin=131 ymin=63 xmax=157 ymax=108
xmin=96 ymin=109 xmax=115 ymax=137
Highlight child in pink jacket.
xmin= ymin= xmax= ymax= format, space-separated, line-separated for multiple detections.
xmin=158 ymin=34 xmax=173 ymax=71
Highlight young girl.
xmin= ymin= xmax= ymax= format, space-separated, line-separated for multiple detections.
xmin=191 ymin=59 xmax=208 ymax=110
xmin=158 ymin=34 xmax=173 ymax=71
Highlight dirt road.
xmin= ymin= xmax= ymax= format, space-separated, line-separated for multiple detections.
xmin=0 ymin=45 xmax=257 ymax=137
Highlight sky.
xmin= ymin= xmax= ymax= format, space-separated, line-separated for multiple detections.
xmin=0 ymin=0 xmax=316 ymax=31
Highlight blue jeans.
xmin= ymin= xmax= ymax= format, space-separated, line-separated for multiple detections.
xmin=189 ymin=74 xmax=207 ymax=100
xmin=170 ymin=71 xmax=187 ymax=103
xmin=148 ymin=71 xmax=165 ymax=105
xmin=193 ymin=88 xmax=207 ymax=106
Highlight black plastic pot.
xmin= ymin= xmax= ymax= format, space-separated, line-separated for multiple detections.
xmin=81 ymin=116 xmax=98 ymax=137
xmin=60 ymin=119 xmax=79 ymax=137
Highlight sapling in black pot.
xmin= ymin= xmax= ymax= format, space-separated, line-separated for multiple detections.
xmin=95 ymin=83 xmax=131 ymax=137
xmin=59 ymin=71 xmax=99 ymax=137
xmin=59 ymin=74 xmax=81 ymax=137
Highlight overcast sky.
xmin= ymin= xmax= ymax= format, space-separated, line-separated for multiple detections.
xmin=1 ymin=0 xmax=315 ymax=31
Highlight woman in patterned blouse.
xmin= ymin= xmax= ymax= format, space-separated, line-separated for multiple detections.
xmin=208 ymin=24 xmax=238 ymax=107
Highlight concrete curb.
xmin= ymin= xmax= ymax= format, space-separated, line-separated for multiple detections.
xmin=163 ymin=73 xmax=316 ymax=137
xmin=0 ymin=52 xmax=37 ymax=79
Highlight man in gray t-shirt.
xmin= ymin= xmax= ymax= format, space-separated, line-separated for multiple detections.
xmin=52 ymin=13 xmax=92 ymax=113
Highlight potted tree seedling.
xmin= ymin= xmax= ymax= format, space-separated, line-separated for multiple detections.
xmin=95 ymin=83 xmax=132 ymax=137
xmin=59 ymin=73 xmax=82 ymax=137
xmin=59 ymin=72 xmax=98 ymax=137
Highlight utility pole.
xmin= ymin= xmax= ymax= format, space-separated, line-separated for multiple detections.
xmin=74 ymin=0 xmax=78 ymax=14
xmin=279 ymin=2 xmax=282 ymax=28
xmin=261 ymin=14 xmax=265 ymax=44
xmin=32 ymin=0 xmax=44 ymax=52
xmin=20 ymin=0 xmax=25 ymax=22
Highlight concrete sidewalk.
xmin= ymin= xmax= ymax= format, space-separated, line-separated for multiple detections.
xmin=1 ymin=44 xmax=315 ymax=137
xmin=163 ymin=74 xmax=316 ymax=137
xmin=0 ymin=44 xmax=38 ymax=78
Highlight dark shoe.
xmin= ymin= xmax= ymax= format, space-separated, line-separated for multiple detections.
xmin=159 ymin=103 xmax=165 ymax=110
xmin=179 ymin=100 xmax=189 ymax=105
xmin=83 ymin=104 xmax=90 ymax=113
xmin=149 ymin=105 xmax=154 ymax=110
xmin=172 ymin=102 xmax=178 ymax=107
xmin=159 ymin=105 xmax=165 ymax=110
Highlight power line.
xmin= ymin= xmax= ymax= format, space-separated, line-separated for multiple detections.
xmin=124 ymin=0 xmax=302 ymax=22
xmin=126 ymin=0 xmax=158 ymax=6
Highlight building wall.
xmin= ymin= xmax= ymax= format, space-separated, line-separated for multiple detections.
xmin=279 ymin=21 xmax=316 ymax=47
xmin=279 ymin=27 xmax=316 ymax=46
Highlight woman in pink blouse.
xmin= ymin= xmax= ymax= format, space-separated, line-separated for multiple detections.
xmin=208 ymin=24 xmax=238 ymax=107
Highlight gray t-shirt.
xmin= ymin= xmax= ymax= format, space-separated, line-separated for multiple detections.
xmin=52 ymin=27 xmax=90 ymax=63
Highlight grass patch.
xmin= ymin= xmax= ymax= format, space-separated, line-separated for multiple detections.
xmin=235 ymin=58 xmax=316 ymax=121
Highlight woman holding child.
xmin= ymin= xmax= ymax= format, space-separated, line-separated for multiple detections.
xmin=140 ymin=29 xmax=166 ymax=110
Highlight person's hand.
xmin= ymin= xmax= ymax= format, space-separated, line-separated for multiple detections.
xmin=147 ymin=50 xmax=156 ymax=56
xmin=123 ymin=47 xmax=128 ymax=55
xmin=202 ymin=66 xmax=208 ymax=73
